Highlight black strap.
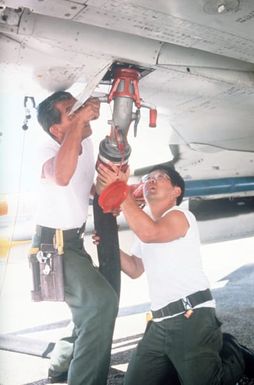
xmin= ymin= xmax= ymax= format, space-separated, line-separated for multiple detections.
xmin=151 ymin=289 xmax=213 ymax=319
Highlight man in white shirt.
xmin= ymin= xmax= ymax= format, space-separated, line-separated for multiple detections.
xmin=97 ymin=163 xmax=254 ymax=385
xmin=33 ymin=91 xmax=118 ymax=385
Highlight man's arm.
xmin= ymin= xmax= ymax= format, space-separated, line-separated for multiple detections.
xmin=42 ymin=126 xmax=84 ymax=185
xmin=96 ymin=161 xmax=189 ymax=243
xmin=120 ymin=249 xmax=144 ymax=279
xmin=121 ymin=194 xmax=189 ymax=243
xmin=92 ymin=232 xmax=144 ymax=278
xmin=43 ymin=98 xmax=99 ymax=185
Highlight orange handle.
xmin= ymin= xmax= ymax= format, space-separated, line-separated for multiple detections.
xmin=149 ymin=109 xmax=157 ymax=127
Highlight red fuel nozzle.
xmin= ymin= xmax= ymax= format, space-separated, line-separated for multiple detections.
xmin=108 ymin=68 xmax=141 ymax=107
xmin=97 ymin=67 xmax=157 ymax=212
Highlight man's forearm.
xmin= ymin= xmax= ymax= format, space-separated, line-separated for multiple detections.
xmin=54 ymin=129 xmax=83 ymax=185
xmin=120 ymin=249 xmax=144 ymax=279
xmin=120 ymin=194 xmax=155 ymax=243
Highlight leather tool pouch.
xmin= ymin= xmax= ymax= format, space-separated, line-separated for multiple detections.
xmin=28 ymin=229 xmax=65 ymax=302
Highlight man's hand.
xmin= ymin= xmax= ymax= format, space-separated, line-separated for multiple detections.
xmin=81 ymin=97 xmax=100 ymax=121
xmin=129 ymin=183 xmax=146 ymax=208
xmin=70 ymin=97 xmax=100 ymax=122
xmin=96 ymin=162 xmax=130 ymax=194
xmin=92 ymin=231 xmax=100 ymax=246
xmin=69 ymin=97 xmax=100 ymax=139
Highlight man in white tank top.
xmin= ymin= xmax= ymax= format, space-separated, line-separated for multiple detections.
xmin=97 ymin=163 xmax=254 ymax=385
xmin=33 ymin=92 xmax=118 ymax=385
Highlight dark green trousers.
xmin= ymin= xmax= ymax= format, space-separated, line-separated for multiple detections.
xmin=49 ymin=238 xmax=118 ymax=385
xmin=124 ymin=308 xmax=244 ymax=385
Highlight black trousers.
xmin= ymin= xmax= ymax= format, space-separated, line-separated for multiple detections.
xmin=124 ymin=307 xmax=245 ymax=385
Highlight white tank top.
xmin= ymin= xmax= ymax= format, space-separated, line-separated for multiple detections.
xmin=35 ymin=136 xmax=95 ymax=230
xmin=131 ymin=206 xmax=214 ymax=313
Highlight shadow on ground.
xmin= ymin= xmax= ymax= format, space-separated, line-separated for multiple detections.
xmin=213 ymin=263 xmax=254 ymax=348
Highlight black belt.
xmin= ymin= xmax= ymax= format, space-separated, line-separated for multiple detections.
xmin=63 ymin=222 xmax=86 ymax=241
xmin=151 ymin=289 xmax=213 ymax=319
xmin=36 ymin=223 xmax=86 ymax=243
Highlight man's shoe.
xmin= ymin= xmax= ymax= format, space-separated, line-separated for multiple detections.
xmin=223 ymin=333 xmax=254 ymax=378
xmin=237 ymin=375 xmax=254 ymax=385
xmin=238 ymin=343 xmax=254 ymax=378
xmin=48 ymin=370 xmax=68 ymax=384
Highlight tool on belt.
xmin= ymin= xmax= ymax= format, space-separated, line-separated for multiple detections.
xmin=28 ymin=228 xmax=65 ymax=302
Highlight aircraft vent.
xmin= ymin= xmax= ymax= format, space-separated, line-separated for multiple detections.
xmin=100 ymin=61 xmax=154 ymax=84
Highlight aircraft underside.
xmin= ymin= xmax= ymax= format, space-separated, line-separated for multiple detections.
xmin=0 ymin=0 xmax=254 ymax=195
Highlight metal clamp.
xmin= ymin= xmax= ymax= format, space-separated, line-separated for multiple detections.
xmin=181 ymin=297 xmax=194 ymax=319
xmin=36 ymin=250 xmax=53 ymax=275
xmin=36 ymin=250 xmax=51 ymax=264
xmin=181 ymin=297 xmax=193 ymax=310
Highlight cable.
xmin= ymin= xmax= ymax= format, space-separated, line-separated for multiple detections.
xmin=0 ymin=96 xmax=36 ymax=296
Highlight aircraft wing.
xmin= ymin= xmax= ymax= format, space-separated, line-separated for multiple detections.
xmin=1 ymin=0 xmax=254 ymax=189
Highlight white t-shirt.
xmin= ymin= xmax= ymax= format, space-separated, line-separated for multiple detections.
xmin=35 ymin=135 xmax=95 ymax=230
xmin=131 ymin=206 xmax=215 ymax=317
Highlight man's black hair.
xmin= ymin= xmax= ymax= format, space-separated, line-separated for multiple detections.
xmin=149 ymin=165 xmax=185 ymax=205
xmin=37 ymin=91 xmax=73 ymax=136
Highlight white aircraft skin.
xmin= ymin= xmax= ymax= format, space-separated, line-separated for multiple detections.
xmin=0 ymin=0 xmax=254 ymax=196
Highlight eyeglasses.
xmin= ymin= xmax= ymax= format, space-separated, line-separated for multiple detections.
xmin=142 ymin=172 xmax=171 ymax=183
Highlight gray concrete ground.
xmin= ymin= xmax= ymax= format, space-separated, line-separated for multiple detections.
xmin=0 ymin=198 xmax=253 ymax=385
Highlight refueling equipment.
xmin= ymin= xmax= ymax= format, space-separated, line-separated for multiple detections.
xmin=97 ymin=67 xmax=157 ymax=212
